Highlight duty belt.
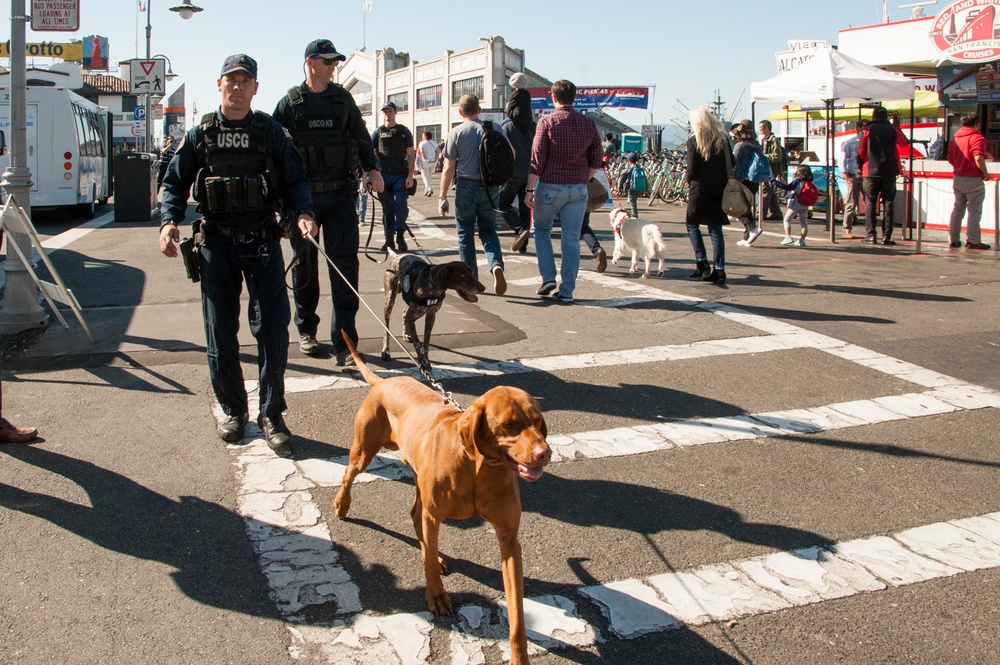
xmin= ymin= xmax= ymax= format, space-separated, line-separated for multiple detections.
xmin=198 ymin=225 xmax=282 ymax=244
xmin=311 ymin=178 xmax=358 ymax=193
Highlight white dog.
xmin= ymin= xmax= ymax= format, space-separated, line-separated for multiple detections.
xmin=608 ymin=208 xmax=669 ymax=278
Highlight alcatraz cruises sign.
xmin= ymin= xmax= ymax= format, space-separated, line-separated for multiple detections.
xmin=931 ymin=0 xmax=1000 ymax=62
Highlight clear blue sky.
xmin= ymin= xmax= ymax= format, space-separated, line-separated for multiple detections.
xmin=5 ymin=0 xmax=917 ymax=137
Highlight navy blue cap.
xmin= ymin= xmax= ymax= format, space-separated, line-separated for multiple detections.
xmin=220 ymin=54 xmax=257 ymax=78
xmin=627 ymin=152 xmax=638 ymax=162
xmin=381 ymin=101 xmax=397 ymax=112
xmin=304 ymin=39 xmax=346 ymax=61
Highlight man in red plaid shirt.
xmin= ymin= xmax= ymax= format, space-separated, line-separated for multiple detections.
xmin=526 ymin=80 xmax=603 ymax=303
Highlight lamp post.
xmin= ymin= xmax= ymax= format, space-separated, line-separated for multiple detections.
xmin=142 ymin=0 xmax=202 ymax=152
xmin=0 ymin=0 xmax=48 ymax=335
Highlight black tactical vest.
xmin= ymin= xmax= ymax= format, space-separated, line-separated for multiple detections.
xmin=377 ymin=124 xmax=408 ymax=162
xmin=285 ymin=85 xmax=360 ymax=188
xmin=193 ymin=111 xmax=279 ymax=221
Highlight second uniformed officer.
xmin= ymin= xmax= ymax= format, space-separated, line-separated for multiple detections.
xmin=372 ymin=101 xmax=416 ymax=251
xmin=159 ymin=54 xmax=317 ymax=457
xmin=273 ymin=39 xmax=383 ymax=364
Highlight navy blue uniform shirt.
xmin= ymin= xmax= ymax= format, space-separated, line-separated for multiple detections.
xmin=160 ymin=109 xmax=313 ymax=228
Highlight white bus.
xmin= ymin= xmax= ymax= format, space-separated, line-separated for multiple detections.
xmin=0 ymin=68 xmax=112 ymax=218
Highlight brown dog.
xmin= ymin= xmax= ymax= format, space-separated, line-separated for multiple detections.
xmin=335 ymin=332 xmax=551 ymax=664
xmin=380 ymin=253 xmax=485 ymax=373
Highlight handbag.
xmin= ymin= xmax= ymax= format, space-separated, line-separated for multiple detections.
xmin=586 ymin=177 xmax=609 ymax=211
xmin=721 ymin=147 xmax=753 ymax=217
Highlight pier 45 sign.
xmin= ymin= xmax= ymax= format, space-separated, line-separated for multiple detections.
xmin=931 ymin=0 xmax=1000 ymax=63
xmin=30 ymin=0 xmax=80 ymax=32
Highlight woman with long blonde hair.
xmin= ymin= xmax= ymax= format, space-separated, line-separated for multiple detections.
xmin=685 ymin=107 xmax=731 ymax=286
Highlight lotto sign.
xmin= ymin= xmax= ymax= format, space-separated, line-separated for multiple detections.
xmin=930 ymin=0 xmax=1000 ymax=63
xmin=129 ymin=59 xmax=166 ymax=95
xmin=30 ymin=0 xmax=80 ymax=31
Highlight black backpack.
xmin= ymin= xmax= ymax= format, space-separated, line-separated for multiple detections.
xmin=479 ymin=120 xmax=515 ymax=187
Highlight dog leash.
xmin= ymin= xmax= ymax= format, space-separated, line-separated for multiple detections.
xmin=304 ymin=233 xmax=464 ymax=411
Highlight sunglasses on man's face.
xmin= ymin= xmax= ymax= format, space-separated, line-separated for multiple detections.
xmin=313 ymin=57 xmax=338 ymax=66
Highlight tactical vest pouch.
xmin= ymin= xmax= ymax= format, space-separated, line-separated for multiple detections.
xmin=201 ymin=175 xmax=267 ymax=215
xmin=224 ymin=178 xmax=242 ymax=214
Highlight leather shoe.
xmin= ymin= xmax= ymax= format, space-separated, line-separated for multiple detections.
xmin=965 ymin=241 xmax=991 ymax=250
xmin=595 ymin=248 xmax=607 ymax=273
xmin=0 ymin=417 xmax=38 ymax=444
xmin=258 ymin=415 xmax=293 ymax=457
xmin=511 ymin=229 xmax=530 ymax=253
xmin=217 ymin=412 xmax=248 ymax=443
xmin=862 ymin=235 xmax=877 ymax=244
xmin=880 ymin=237 xmax=896 ymax=246
xmin=949 ymin=242 xmax=960 ymax=248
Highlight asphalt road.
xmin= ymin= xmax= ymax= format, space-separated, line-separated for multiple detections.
xmin=1 ymin=193 xmax=998 ymax=665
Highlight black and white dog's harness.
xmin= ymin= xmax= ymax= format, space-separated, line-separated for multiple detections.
xmin=396 ymin=259 xmax=442 ymax=308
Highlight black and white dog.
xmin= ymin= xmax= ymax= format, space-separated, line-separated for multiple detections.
xmin=381 ymin=253 xmax=485 ymax=372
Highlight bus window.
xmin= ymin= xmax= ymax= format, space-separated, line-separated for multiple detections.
xmin=72 ymin=103 xmax=88 ymax=156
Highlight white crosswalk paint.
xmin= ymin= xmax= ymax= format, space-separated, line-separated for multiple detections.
xmin=222 ymin=264 xmax=1000 ymax=663
xmin=583 ymin=513 xmax=1000 ymax=640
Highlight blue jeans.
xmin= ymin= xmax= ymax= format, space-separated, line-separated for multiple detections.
xmin=357 ymin=191 xmax=368 ymax=224
xmin=454 ymin=179 xmax=503 ymax=278
xmin=686 ymin=223 xmax=726 ymax=271
xmin=199 ymin=237 xmax=290 ymax=419
xmin=376 ymin=172 xmax=409 ymax=235
xmin=290 ymin=189 xmax=360 ymax=354
xmin=532 ymin=182 xmax=588 ymax=297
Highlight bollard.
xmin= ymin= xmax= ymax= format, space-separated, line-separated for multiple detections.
xmin=915 ymin=180 xmax=923 ymax=255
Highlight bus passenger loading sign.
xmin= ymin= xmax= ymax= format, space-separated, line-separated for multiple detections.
xmin=30 ymin=1 xmax=80 ymax=32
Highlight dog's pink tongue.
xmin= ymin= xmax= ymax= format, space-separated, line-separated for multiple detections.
xmin=519 ymin=464 xmax=544 ymax=482
xmin=460 ymin=291 xmax=479 ymax=303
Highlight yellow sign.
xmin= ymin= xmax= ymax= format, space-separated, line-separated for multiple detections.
xmin=0 ymin=41 xmax=83 ymax=62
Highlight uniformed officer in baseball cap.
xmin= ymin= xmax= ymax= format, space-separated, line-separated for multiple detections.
xmin=273 ymin=40 xmax=383 ymax=365
xmin=159 ymin=52 xmax=317 ymax=457
xmin=303 ymin=39 xmax=346 ymax=63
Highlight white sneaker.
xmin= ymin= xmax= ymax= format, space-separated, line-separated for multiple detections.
xmin=780 ymin=236 xmax=795 ymax=246
xmin=796 ymin=238 xmax=806 ymax=247
xmin=748 ymin=226 xmax=763 ymax=244
xmin=736 ymin=239 xmax=751 ymax=247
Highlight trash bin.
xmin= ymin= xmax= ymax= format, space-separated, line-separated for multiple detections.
xmin=114 ymin=152 xmax=157 ymax=222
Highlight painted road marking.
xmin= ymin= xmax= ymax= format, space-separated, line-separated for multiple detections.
xmin=222 ymin=246 xmax=1000 ymax=662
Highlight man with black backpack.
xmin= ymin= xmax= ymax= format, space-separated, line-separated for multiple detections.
xmin=438 ymin=94 xmax=510 ymax=295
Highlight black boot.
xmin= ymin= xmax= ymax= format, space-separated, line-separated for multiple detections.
xmin=396 ymin=232 xmax=408 ymax=252
xmin=689 ymin=260 xmax=711 ymax=279
xmin=380 ymin=233 xmax=396 ymax=252
xmin=703 ymin=268 xmax=727 ymax=286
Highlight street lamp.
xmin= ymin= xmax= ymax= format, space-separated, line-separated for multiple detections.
xmin=170 ymin=1 xmax=203 ymax=20
xmin=151 ymin=54 xmax=177 ymax=82
xmin=142 ymin=1 xmax=202 ymax=152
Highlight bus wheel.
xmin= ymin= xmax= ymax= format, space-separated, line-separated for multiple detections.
xmin=77 ymin=190 xmax=96 ymax=220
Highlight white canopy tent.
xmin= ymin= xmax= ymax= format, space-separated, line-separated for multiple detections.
xmin=750 ymin=47 xmax=916 ymax=241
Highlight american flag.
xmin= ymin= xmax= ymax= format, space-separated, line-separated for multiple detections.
xmin=363 ymin=1 xmax=372 ymax=11
xmin=138 ymin=1 xmax=146 ymax=11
